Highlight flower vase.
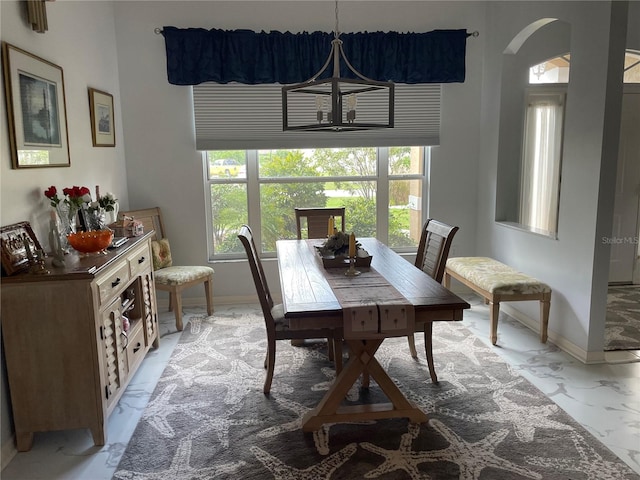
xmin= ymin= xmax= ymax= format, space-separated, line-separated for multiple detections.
xmin=48 ymin=213 xmax=66 ymax=266
xmin=55 ymin=203 xmax=79 ymax=252
xmin=82 ymin=208 xmax=107 ymax=231
xmin=105 ymin=201 xmax=119 ymax=226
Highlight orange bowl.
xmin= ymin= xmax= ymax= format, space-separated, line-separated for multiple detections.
xmin=67 ymin=230 xmax=114 ymax=254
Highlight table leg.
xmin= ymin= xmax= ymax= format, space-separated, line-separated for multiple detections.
xmin=301 ymin=339 xmax=428 ymax=432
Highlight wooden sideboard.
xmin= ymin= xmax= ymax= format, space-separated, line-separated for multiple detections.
xmin=1 ymin=232 xmax=159 ymax=451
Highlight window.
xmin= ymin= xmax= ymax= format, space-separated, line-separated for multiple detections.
xmin=529 ymin=55 xmax=570 ymax=84
xmin=529 ymin=50 xmax=640 ymax=85
xmin=506 ymin=49 xmax=639 ymax=237
xmin=204 ymin=147 xmax=428 ymax=259
xmin=519 ymin=90 xmax=565 ymax=235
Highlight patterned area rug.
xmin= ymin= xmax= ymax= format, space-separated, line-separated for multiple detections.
xmin=605 ymin=285 xmax=640 ymax=351
xmin=113 ymin=313 xmax=638 ymax=479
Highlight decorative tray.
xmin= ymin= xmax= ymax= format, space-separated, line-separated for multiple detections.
xmin=317 ymin=250 xmax=372 ymax=269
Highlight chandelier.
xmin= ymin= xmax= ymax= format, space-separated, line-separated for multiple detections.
xmin=282 ymin=1 xmax=394 ymax=132
xmin=531 ymin=62 xmax=547 ymax=79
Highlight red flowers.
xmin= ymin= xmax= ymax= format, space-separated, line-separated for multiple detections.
xmin=62 ymin=186 xmax=91 ymax=199
xmin=44 ymin=186 xmax=59 ymax=207
xmin=44 ymin=186 xmax=57 ymax=199
xmin=44 ymin=185 xmax=92 ymax=209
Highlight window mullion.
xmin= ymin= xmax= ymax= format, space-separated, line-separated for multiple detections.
xmin=377 ymin=147 xmax=390 ymax=244
xmin=259 ymin=175 xmax=377 ymax=184
xmin=246 ymin=150 xmax=262 ymax=249
xmin=202 ymin=152 xmax=215 ymax=261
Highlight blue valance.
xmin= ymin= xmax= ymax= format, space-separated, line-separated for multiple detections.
xmin=162 ymin=26 xmax=468 ymax=86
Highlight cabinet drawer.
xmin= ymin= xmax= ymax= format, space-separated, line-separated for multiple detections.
xmin=127 ymin=243 xmax=151 ymax=278
xmin=96 ymin=263 xmax=130 ymax=306
xmin=126 ymin=322 xmax=146 ymax=372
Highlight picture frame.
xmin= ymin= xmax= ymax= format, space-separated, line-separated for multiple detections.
xmin=1 ymin=221 xmax=44 ymax=276
xmin=88 ymin=88 xmax=115 ymax=147
xmin=1 ymin=42 xmax=70 ymax=168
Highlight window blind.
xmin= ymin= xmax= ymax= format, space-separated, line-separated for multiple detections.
xmin=192 ymin=83 xmax=441 ymax=150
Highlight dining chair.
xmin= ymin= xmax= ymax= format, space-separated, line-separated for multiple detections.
xmin=119 ymin=207 xmax=214 ymax=331
xmin=238 ymin=224 xmax=343 ymax=394
xmin=295 ymin=207 xmax=346 ymax=239
xmin=408 ymin=218 xmax=459 ymax=383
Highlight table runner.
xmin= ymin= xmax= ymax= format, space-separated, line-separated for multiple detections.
xmin=320 ymin=265 xmax=415 ymax=339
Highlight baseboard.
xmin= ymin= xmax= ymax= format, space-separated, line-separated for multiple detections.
xmin=500 ymin=304 xmax=605 ymax=364
xmin=155 ymin=294 xmax=265 ymax=310
xmin=163 ymin=291 xmax=610 ymax=364
xmin=1 ymin=434 xmax=17 ymax=471
xmin=446 ymin=284 xmax=606 ymax=365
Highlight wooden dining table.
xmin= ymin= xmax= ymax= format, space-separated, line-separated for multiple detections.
xmin=276 ymin=237 xmax=470 ymax=431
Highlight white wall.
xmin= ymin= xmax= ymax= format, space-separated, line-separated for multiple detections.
xmin=475 ymin=1 xmax=632 ymax=362
xmin=112 ymin=0 xmax=485 ymax=303
xmin=0 ymin=0 xmax=127 ymax=463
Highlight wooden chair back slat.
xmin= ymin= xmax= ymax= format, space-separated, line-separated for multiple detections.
xmin=415 ymin=219 xmax=459 ymax=283
xmin=295 ymin=207 xmax=346 ymax=240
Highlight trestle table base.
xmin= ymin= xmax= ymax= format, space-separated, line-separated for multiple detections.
xmin=301 ymin=339 xmax=429 ymax=431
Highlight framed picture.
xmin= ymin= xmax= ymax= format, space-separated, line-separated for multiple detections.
xmin=1 ymin=42 xmax=70 ymax=168
xmin=88 ymin=88 xmax=115 ymax=147
xmin=1 ymin=221 xmax=43 ymax=276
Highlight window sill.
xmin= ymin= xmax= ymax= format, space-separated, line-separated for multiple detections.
xmin=496 ymin=221 xmax=558 ymax=240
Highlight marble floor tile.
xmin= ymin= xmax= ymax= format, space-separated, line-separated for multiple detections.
xmin=2 ymin=301 xmax=639 ymax=478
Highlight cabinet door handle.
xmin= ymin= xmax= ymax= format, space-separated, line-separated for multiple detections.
xmin=138 ymin=256 xmax=145 ymax=264
xmin=111 ymin=277 xmax=121 ymax=288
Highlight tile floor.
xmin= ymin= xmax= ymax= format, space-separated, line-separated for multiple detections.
xmin=1 ymin=297 xmax=639 ymax=479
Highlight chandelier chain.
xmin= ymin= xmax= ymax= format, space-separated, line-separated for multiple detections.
xmin=334 ymin=0 xmax=340 ymax=39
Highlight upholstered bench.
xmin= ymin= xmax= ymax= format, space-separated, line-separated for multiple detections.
xmin=444 ymin=257 xmax=551 ymax=345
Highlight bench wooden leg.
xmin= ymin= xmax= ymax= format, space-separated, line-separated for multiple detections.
xmin=540 ymin=296 xmax=550 ymax=343
xmin=204 ymin=275 xmax=214 ymax=316
xmin=489 ymin=301 xmax=499 ymax=345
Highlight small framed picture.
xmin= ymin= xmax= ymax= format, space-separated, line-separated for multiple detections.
xmin=1 ymin=221 xmax=43 ymax=276
xmin=1 ymin=42 xmax=71 ymax=168
xmin=88 ymin=87 xmax=115 ymax=147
